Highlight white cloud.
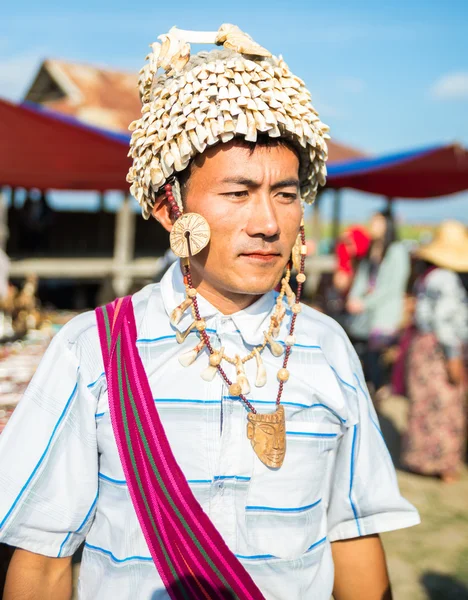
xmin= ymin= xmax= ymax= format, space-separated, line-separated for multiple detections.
xmin=431 ymin=72 xmax=468 ymax=100
xmin=0 ymin=51 xmax=45 ymax=102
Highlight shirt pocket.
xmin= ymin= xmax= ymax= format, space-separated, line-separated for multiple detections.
xmin=245 ymin=420 xmax=341 ymax=560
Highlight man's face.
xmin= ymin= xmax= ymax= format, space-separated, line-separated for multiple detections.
xmin=247 ymin=418 xmax=286 ymax=468
xmin=183 ymin=139 xmax=302 ymax=298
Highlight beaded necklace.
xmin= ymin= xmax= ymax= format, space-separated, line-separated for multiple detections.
xmin=164 ymin=182 xmax=307 ymax=468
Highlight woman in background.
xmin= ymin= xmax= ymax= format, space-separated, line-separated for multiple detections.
xmin=346 ymin=210 xmax=410 ymax=395
xmin=334 ymin=226 xmax=371 ymax=295
xmin=402 ymin=220 xmax=468 ymax=483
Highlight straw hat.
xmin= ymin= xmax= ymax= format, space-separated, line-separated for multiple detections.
xmin=417 ymin=220 xmax=468 ymax=272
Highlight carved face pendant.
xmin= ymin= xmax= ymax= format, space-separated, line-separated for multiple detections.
xmin=247 ymin=405 xmax=286 ymax=469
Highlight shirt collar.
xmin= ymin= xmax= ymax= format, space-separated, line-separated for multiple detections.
xmin=160 ymin=260 xmax=278 ymax=346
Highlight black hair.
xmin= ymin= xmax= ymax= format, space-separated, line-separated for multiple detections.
xmin=458 ymin=272 xmax=468 ymax=294
xmin=365 ymin=209 xmax=398 ymax=265
xmin=409 ymin=256 xmax=468 ymax=295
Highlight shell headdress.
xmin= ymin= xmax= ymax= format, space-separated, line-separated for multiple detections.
xmin=127 ymin=24 xmax=330 ymax=219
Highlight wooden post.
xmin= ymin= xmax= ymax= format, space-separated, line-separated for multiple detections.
xmin=331 ymin=189 xmax=342 ymax=249
xmin=0 ymin=188 xmax=8 ymax=252
xmin=97 ymin=192 xmax=107 ymax=255
xmin=311 ymin=190 xmax=322 ymax=248
xmin=112 ymin=193 xmax=136 ymax=297
xmin=11 ymin=187 xmax=19 ymax=209
xmin=386 ymin=196 xmax=394 ymax=216
xmin=98 ymin=192 xmax=105 ymax=212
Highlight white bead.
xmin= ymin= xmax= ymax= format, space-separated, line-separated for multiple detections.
xmin=201 ymin=364 xmax=218 ymax=382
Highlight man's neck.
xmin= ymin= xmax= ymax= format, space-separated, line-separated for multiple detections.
xmin=180 ymin=263 xmax=261 ymax=315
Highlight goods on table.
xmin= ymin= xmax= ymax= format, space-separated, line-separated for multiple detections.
xmin=0 ymin=312 xmax=77 ymax=434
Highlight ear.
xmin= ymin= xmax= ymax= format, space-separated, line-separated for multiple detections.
xmin=151 ymin=193 xmax=174 ymax=232
xmin=247 ymin=422 xmax=254 ymax=440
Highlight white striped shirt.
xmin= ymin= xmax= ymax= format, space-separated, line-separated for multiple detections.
xmin=0 ymin=261 xmax=419 ymax=599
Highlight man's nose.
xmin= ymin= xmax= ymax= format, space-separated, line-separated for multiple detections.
xmin=246 ymin=194 xmax=280 ymax=239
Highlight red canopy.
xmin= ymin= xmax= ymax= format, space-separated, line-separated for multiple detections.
xmin=327 ymin=144 xmax=468 ymax=198
xmin=3 ymin=98 xmax=467 ymax=200
xmin=0 ymin=98 xmax=365 ymax=192
xmin=0 ymin=98 xmax=130 ymax=191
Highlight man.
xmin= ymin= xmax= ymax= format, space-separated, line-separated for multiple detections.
xmin=0 ymin=25 xmax=419 ymax=600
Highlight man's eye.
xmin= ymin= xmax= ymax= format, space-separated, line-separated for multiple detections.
xmin=278 ymin=193 xmax=298 ymax=201
xmin=220 ymin=190 xmax=249 ymax=198
xmin=228 ymin=190 xmax=249 ymax=198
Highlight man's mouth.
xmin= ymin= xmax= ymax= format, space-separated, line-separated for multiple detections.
xmin=240 ymin=251 xmax=281 ymax=262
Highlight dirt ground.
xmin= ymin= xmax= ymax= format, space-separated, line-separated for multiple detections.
xmin=379 ymin=395 xmax=468 ymax=600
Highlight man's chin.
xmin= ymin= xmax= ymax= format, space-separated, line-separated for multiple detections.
xmin=232 ymin=277 xmax=280 ymax=296
xmin=231 ymin=259 xmax=284 ymax=293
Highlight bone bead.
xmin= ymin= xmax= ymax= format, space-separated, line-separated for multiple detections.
xmin=176 ymin=322 xmax=196 ymax=344
xmin=201 ymin=364 xmax=218 ymax=382
xmin=178 ymin=341 xmax=205 ymax=367
xmin=195 ymin=320 xmax=206 ymax=331
xmin=254 ymin=349 xmax=267 ymax=388
xmin=209 ymin=347 xmax=224 ymax=367
xmin=277 ymin=368 xmax=290 ymax=382
xmin=237 ymin=375 xmax=250 ymax=395
xmin=282 ymin=279 xmax=296 ymax=307
xmin=229 ymin=382 xmax=242 ymax=397
xmin=265 ymin=332 xmax=284 ymax=357
xmin=235 ymin=356 xmax=251 ymax=395
xmin=170 ymin=298 xmax=193 ymax=326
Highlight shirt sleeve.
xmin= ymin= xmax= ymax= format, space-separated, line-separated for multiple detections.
xmin=0 ymin=324 xmax=99 ymax=558
xmin=362 ymin=243 xmax=410 ymax=311
xmin=348 ymin=262 xmax=369 ymax=301
xmin=327 ymin=343 xmax=420 ymax=541
xmin=416 ymin=270 xmax=468 ymax=358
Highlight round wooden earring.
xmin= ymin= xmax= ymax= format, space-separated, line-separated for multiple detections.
xmin=170 ymin=213 xmax=211 ymax=258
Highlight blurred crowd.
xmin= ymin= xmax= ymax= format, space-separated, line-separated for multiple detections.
xmin=319 ymin=213 xmax=468 ymax=484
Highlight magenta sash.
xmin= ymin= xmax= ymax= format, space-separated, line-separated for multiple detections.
xmin=95 ymin=297 xmax=265 ymax=600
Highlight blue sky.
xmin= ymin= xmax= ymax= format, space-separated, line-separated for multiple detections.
xmin=2 ymin=0 xmax=468 ymax=223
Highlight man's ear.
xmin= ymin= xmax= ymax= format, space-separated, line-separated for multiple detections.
xmin=152 ymin=193 xmax=174 ymax=232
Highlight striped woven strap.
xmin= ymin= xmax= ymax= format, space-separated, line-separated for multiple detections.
xmin=95 ymin=297 xmax=265 ymax=600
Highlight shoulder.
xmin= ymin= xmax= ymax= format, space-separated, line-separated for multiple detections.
xmin=297 ymin=304 xmax=357 ymax=371
xmin=422 ymin=268 xmax=465 ymax=300
xmin=298 ymin=303 xmax=350 ymax=346
xmin=425 ymin=267 xmax=459 ymax=288
xmin=62 ymin=283 xmax=160 ymax=343
xmin=295 ymin=304 xmax=361 ymax=421
xmin=55 ymin=283 xmax=162 ymax=380
xmin=385 ymin=241 xmax=408 ymax=261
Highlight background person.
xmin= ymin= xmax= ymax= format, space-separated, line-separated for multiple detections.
xmin=346 ymin=210 xmax=410 ymax=396
xmin=402 ymin=220 xmax=468 ymax=483
xmin=334 ymin=225 xmax=371 ymax=295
